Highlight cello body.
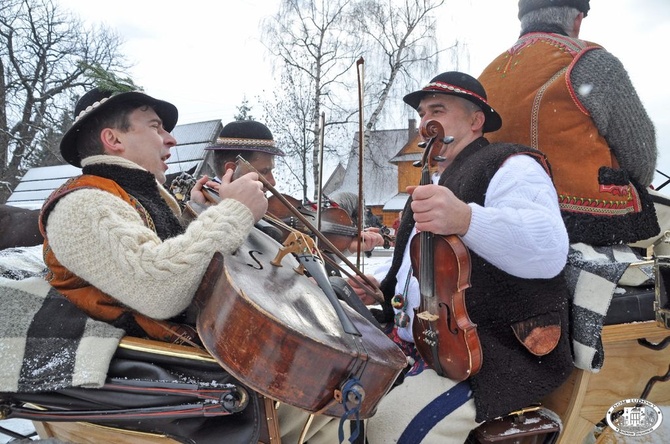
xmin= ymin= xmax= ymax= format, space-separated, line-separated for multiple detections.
xmin=194 ymin=228 xmax=407 ymax=418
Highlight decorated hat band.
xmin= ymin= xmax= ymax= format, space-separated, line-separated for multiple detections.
xmin=211 ymin=137 xmax=278 ymax=149
xmin=422 ymin=81 xmax=491 ymax=107
xmin=74 ymin=97 xmax=111 ymax=123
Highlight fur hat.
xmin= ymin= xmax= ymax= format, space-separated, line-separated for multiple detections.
xmin=205 ymin=120 xmax=285 ymax=156
xmin=403 ymin=71 xmax=502 ymax=133
xmin=518 ymin=0 xmax=590 ymax=19
xmin=60 ymin=88 xmax=178 ymax=167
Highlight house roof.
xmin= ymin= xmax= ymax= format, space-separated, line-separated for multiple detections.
xmin=382 ymin=192 xmax=410 ymax=211
xmin=6 ymin=119 xmax=222 ymax=209
xmin=329 ymin=128 xmax=410 ymax=207
xmin=322 ymin=163 xmax=346 ymax=197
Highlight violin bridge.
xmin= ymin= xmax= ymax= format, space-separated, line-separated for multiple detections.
xmin=416 ymin=310 xmax=439 ymax=322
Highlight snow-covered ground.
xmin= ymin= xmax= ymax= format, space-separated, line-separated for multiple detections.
xmin=0 ymin=247 xmax=668 ymax=443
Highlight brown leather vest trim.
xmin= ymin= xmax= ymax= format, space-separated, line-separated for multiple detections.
xmin=40 ymin=175 xmax=196 ymax=344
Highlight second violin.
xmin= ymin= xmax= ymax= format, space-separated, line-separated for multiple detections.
xmin=266 ymin=194 xmax=359 ymax=253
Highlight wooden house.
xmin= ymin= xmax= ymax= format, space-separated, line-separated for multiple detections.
xmin=325 ymin=119 xmax=426 ymax=229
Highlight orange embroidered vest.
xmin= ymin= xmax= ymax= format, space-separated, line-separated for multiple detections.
xmin=39 ymin=175 xmax=197 ymax=344
xmin=479 ymin=33 xmax=658 ymax=245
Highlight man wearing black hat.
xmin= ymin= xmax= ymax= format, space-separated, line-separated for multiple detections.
xmin=479 ymin=0 xmax=660 ymax=248
xmin=202 ymin=119 xmax=386 ymax=254
xmin=348 ymin=71 xmax=573 ymax=443
xmin=39 ymin=87 xmax=267 ymax=344
xmin=205 ymin=120 xmax=285 ymax=190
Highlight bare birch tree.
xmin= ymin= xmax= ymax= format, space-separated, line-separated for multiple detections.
xmin=261 ymin=0 xmax=454 ymax=201
xmin=354 ymin=0 xmax=447 ymax=129
xmin=0 ymin=0 xmax=125 ymax=203
xmin=262 ymin=0 xmax=361 ymax=202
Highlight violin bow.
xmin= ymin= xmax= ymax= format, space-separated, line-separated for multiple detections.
xmin=316 ymin=111 xmax=326 ymax=247
xmin=356 ymin=57 xmax=365 ymax=270
xmin=236 ymin=155 xmax=385 ymax=304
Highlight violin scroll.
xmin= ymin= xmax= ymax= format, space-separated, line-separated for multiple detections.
xmin=413 ymin=119 xmax=455 ymax=168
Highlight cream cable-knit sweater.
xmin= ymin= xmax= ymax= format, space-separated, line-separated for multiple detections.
xmin=45 ymin=155 xmax=254 ymax=320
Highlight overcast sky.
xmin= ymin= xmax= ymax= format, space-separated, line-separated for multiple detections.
xmin=57 ymin=0 xmax=670 ymax=187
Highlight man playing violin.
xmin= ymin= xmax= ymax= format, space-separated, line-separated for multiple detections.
xmin=348 ymin=71 xmax=574 ymax=443
xmin=194 ymin=119 xmax=386 ymax=255
xmin=204 ymin=119 xmax=283 ymax=190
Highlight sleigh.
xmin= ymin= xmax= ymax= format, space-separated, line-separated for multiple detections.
xmin=1 ymin=242 xmax=669 ymax=444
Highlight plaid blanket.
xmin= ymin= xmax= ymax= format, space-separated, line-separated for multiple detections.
xmin=0 ymin=273 xmax=124 ymax=393
xmin=565 ymin=243 xmax=654 ymax=372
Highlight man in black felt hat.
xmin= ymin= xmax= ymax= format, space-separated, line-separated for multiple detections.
xmin=347 ymin=71 xmax=573 ymax=442
xmin=39 ymin=86 xmax=267 ymax=344
xmin=205 ymin=120 xmax=285 ymax=190
xmin=479 ymin=0 xmax=661 ymax=249
xmin=38 ymin=87 xmax=363 ymax=444
xmin=200 ymin=119 xmax=386 ymax=254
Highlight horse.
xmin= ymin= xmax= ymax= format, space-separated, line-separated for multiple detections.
xmin=0 ymin=204 xmax=42 ymax=250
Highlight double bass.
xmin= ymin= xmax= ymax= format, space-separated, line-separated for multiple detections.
xmin=410 ymin=119 xmax=483 ymax=381
xmin=193 ymin=163 xmax=407 ymax=419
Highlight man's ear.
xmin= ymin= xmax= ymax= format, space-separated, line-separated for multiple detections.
xmin=472 ymin=111 xmax=486 ymax=132
xmin=100 ymin=128 xmax=124 ymax=155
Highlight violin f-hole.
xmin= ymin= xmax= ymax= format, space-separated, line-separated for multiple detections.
xmin=438 ymin=301 xmax=460 ymax=335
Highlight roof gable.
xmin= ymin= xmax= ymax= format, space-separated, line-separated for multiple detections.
xmin=329 ymin=127 xmax=411 ymax=206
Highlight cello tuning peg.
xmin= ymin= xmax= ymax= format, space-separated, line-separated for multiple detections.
xmin=443 ymin=136 xmax=455 ymax=144
xmin=417 ymin=141 xmax=427 ymax=148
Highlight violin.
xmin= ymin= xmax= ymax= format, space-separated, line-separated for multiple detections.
xmin=409 ymin=119 xmax=483 ymax=381
xmin=267 ymin=194 xmax=395 ymax=252
xmin=266 ymin=194 xmax=359 ymax=253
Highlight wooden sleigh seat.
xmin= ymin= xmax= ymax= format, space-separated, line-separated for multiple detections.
xmin=542 ymin=284 xmax=670 ymax=444
xmin=12 ymin=280 xmax=670 ymax=444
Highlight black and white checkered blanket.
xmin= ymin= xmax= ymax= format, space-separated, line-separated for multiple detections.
xmin=0 ymin=252 xmax=124 ymax=393
xmin=565 ymin=243 xmax=653 ymax=372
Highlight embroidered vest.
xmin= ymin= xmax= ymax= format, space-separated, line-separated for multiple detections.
xmin=479 ymin=33 xmax=658 ymax=245
xmin=39 ymin=175 xmax=198 ymax=344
